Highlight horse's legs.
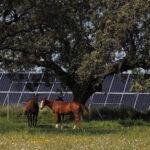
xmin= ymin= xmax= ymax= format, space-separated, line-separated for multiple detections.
xmin=27 ymin=113 xmax=30 ymax=127
xmin=73 ymin=112 xmax=77 ymax=129
xmin=31 ymin=112 xmax=38 ymax=127
xmin=73 ymin=112 xmax=81 ymax=129
xmin=60 ymin=114 xmax=64 ymax=129
xmin=61 ymin=114 xmax=64 ymax=122
xmin=32 ymin=114 xmax=36 ymax=127
xmin=34 ymin=114 xmax=38 ymax=127
xmin=32 ymin=114 xmax=35 ymax=127
xmin=31 ymin=114 xmax=33 ymax=127
xmin=28 ymin=113 xmax=32 ymax=127
xmin=55 ymin=113 xmax=61 ymax=128
xmin=58 ymin=114 xmax=62 ymax=128
xmin=29 ymin=114 xmax=32 ymax=127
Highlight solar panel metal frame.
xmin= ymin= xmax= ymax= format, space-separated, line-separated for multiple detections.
xmin=0 ymin=72 xmax=150 ymax=112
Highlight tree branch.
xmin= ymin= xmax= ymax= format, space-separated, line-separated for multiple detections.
xmin=101 ymin=58 xmax=149 ymax=78
xmin=0 ymin=25 xmax=39 ymax=44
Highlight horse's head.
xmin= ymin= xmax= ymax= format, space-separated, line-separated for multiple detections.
xmin=40 ymin=97 xmax=47 ymax=109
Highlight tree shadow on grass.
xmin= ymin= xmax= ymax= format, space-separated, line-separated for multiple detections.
xmin=36 ymin=124 xmax=120 ymax=136
xmin=38 ymin=124 xmax=53 ymax=129
xmin=118 ymin=119 xmax=150 ymax=127
xmin=0 ymin=119 xmax=120 ymax=135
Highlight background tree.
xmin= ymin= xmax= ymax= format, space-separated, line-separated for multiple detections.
xmin=0 ymin=0 xmax=149 ymax=104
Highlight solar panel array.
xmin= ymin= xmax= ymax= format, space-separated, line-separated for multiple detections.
xmin=0 ymin=72 xmax=73 ymax=105
xmin=0 ymin=72 xmax=149 ymax=112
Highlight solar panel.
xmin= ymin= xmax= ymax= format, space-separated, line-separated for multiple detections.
xmin=10 ymin=83 xmax=25 ymax=91
xmin=0 ymin=72 xmax=149 ymax=112
xmin=24 ymin=83 xmax=39 ymax=92
xmin=121 ymin=94 xmax=136 ymax=108
xmin=135 ymin=94 xmax=150 ymax=111
xmin=125 ymin=75 xmax=133 ymax=92
xmin=0 ymin=73 xmax=2 ymax=79
xmin=0 ymin=74 xmax=12 ymax=91
xmin=51 ymin=82 xmax=62 ymax=91
xmin=107 ymin=94 xmax=122 ymax=104
xmin=48 ymin=93 xmax=59 ymax=100
xmin=92 ymin=94 xmax=107 ymax=103
xmin=0 ymin=93 xmax=6 ymax=104
xmin=63 ymin=93 xmax=73 ymax=101
xmin=38 ymin=93 xmax=49 ymax=101
xmin=110 ymin=74 xmax=126 ymax=92
xmin=102 ymin=75 xmax=113 ymax=92
xmin=20 ymin=93 xmax=33 ymax=103
xmin=38 ymin=83 xmax=53 ymax=92
xmin=8 ymin=93 xmax=21 ymax=104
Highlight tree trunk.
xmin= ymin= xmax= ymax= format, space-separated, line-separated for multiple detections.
xmin=71 ymin=79 xmax=101 ymax=105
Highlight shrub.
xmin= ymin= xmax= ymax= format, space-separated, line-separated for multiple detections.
xmin=87 ymin=106 xmax=150 ymax=121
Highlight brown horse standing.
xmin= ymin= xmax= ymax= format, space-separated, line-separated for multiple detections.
xmin=40 ymin=98 xmax=84 ymax=129
xmin=24 ymin=95 xmax=39 ymax=127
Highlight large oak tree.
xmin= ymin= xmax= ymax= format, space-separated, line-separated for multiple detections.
xmin=0 ymin=0 xmax=149 ymax=104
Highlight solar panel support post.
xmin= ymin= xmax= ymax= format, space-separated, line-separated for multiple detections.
xmin=48 ymin=78 xmax=56 ymax=100
xmin=148 ymin=103 xmax=150 ymax=111
xmin=0 ymin=72 xmax=3 ymax=80
xmin=119 ymin=74 xmax=130 ymax=108
xmin=88 ymin=94 xmax=94 ymax=121
xmin=88 ymin=103 xmax=92 ymax=121
xmin=104 ymin=74 xmax=115 ymax=107
xmin=4 ymin=80 xmax=14 ymax=121
xmin=7 ymin=93 xmax=9 ymax=121
xmin=62 ymin=87 xmax=68 ymax=101
xmin=134 ymin=93 xmax=139 ymax=109
xmin=17 ymin=73 xmax=31 ymax=105
xmin=95 ymin=105 xmax=103 ymax=120
xmin=35 ymin=73 xmax=44 ymax=101
xmin=3 ymin=81 xmax=14 ymax=106
xmin=90 ymin=94 xmax=103 ymax=120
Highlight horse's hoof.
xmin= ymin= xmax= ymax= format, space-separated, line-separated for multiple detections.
xmin=55 ymin=124 xmax=59 ymax=128
xmin=73 ymin=125 xmax=76 ymax=130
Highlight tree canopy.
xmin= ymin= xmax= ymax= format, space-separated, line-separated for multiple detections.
xmin=0 ymin=0 xmax=149 ymax=104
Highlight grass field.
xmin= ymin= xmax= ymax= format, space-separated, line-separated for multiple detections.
xmin=0 ymin=106 xmax=150 ymax=150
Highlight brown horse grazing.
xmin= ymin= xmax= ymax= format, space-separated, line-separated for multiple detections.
xmin=40 ymin=98 xmax=85 ymax=129
xmin=24 ymin=96 xmax=39 ymax=127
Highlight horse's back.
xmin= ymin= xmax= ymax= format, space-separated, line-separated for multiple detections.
xmin=53 ymin=101 xmax=79 ymax=107
xmin=52 ymin=101 xmax=81 ymax=113
xmin=24 ymin=99 xmax=39 ymax=114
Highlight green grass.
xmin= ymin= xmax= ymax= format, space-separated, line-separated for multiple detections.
xmin=0 ymin=106 xmax=150 ymax=150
